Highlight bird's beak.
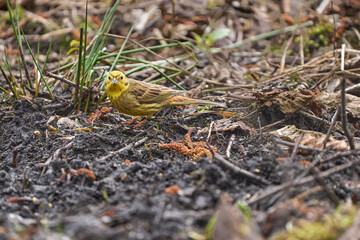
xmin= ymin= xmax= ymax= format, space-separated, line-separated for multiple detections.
xmin=112 ymin=77 xmax=118 ymax=84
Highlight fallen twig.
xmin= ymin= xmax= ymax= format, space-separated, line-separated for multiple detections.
xmin=247 ymin=160 xmax=353 ymax=205
xmin=40 ymin=140 xmax=74 ymax=177
xmin=282 ymin=133 xmax=304 ymax=198
xmin=299 ymin=110 xmax=332 ymax=126
xmin=275 ymin=138 xmax=323 ymax=153
xmin=309 ymin=165 xmax=339 ymax=205
xmin=226 ymin=134 xmax=235 ymax=158
xmin=22 ymin=168 xmax=27 ymax=192
xmin=206 ymin=121 xmax=215 ymax=143
xmin=323 ymin=108 xmax=340 ymax=149
xmin=97 ymin=137 xmax=148 ymax=162
xmin=340 ymin=78 xmax=355 ymax=150
xmin=214 ymin=154 xmax=270 ymax=186
xmin=45 ymin=72 xmax=90 ymax=92
xmin=321 ymin=150 xmax=360 ymax=163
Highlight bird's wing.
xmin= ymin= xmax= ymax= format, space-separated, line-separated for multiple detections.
xmin=129 ymin=80 xmax=184 ymax=104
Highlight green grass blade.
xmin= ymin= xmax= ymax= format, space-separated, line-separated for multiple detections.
xmin=111 ymin=55 xmax=181 ymax=72
xmin=74 ymin=27 xmax=84 ymax=106
xmin=98 ymin=42 xmax=193 ymax=60
xmin=21 ymin=29 xmax=55 ymax=100
xmin=42 ymin=37 xmax=54 ymax=73
xmin=35 ymin=39 xmax=41 ymax=97
xmin=0 ymin=85 xmax=9 ymax=94
xmin=57 ymin=42 xmax=194 ymax=73
xmin=81 ymin=0 xmax=121 ymax=90
xmin=150 ymin=65 xmax=184 ymax=90
xmin=0 ymin=64 xmax=18 ymax=98
xmin=99 ymin=26 xmax=135 ymax=89
xmin=218 ymin=20 xmax=314 ymax=50
xmin=109 ymin=26 xmax=134 ymax=73
xmin=18 ymin=55 xmax=26 ymax=95
xmin=6 ymin=0 xmax=32 ymax=87
xmin=81 ymin=0 xmax=88 ymax=88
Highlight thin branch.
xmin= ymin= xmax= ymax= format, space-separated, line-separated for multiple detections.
xmin=40 ymin=141 xmax=74 ymax=177
xmin=226 ymin=134 xmax=235 ymax=158
xmin=282 ymin=133 xmax=304 ymax=198
xmin=275 ymin=138 xmax=323 ymax=153
xmin=341 ymin=78 xmax=355 ymax=149
xmin=45 ymin=72 xmax=91 ymax=92
xmin=97 ymin=137 xmax=148 ymax=162
xmin=299 ymin=110 xmax=331 ymax=126
xmin=247 ymin=160 xmax=354 ymax=205
xmin=309 ymin=166 xmax=339 ymax=205
xmin=214 ymin=154 xmax=270 ymax=186
xmin=321 ymin=150 xmax=360 ymax=163
xmin=206 ymin=121 xmax=215 ymax=143
xmin=323 ymin=108 xmax=340 ymax=149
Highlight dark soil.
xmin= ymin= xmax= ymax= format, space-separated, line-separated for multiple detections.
xmin=0 ymin=95 xmax=355 ymax=239
xmin=1 ymin=99 xmax=260 ymax=239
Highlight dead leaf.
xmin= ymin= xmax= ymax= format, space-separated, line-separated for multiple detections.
xmin=270 ymin=89 xmax=315 ymax=114
xmin=300 ymin=133 xmax=348 ymax=151
xmin=315 ymin=91 xmax=360 ymax=118
xmin=271 ymin=125 xmax=312 ymax=141
xmin=315 ymin=92 xmax=340 ymax=109
xmin=196 ymin=118 xmax=254 ymax=136
xmin=271 ymin=125 xmax=349 ymax=151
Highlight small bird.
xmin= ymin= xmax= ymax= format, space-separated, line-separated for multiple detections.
xmin=105 ymin=71 xmax=225 ymax=118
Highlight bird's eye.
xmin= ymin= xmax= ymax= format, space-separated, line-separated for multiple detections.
xmin=120 ymin=76 xmax=123 ymax=80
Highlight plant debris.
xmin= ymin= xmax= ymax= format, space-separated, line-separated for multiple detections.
xmin=158 ymin=129 xmax=218 ymax=161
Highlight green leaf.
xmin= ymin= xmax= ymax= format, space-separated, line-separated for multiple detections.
xmin=66 ymin=48 xmax=78 ymax=56
xmin=188 ymin=231 xmax=205 ymax=240
xmin=70 ymin=40 xmax=80 ymax=47
xmin=208 ymin=28 xmax=230 ymax=41
xmin=192 ymin=32 xmax=203 ymax=43
xmin=205 ymin=215 xmax=218 ymax=239
xmin=236 ymin=200 xmax=252 ymax=222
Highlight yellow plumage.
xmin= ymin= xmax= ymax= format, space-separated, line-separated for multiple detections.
xmin=105 ymin=71 xmax=224 ymax=117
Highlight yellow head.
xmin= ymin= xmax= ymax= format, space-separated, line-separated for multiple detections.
xmin=105 ymin=71 xmax=130 ymax=97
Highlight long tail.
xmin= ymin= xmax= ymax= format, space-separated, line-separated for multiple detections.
xmin=168 ymin=96 xmax=226 ymax=108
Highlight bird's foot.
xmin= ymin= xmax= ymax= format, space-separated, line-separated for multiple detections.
xmin=122 ymin=116 xmax=141 ymax=125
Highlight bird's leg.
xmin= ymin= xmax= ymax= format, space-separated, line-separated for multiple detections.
xmin=122 ymin=116 xmax=155 ymax=127
xmin=134 ymin=115 xmax=162 ymax=127
xmin=122 ymin=116 xmax=142 ymax=125
xmin=134 ymin=117 xmax=148 ymax=127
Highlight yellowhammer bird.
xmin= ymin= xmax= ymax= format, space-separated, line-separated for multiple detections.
xmin=105 ymin=71 xmax=225 ymax=118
